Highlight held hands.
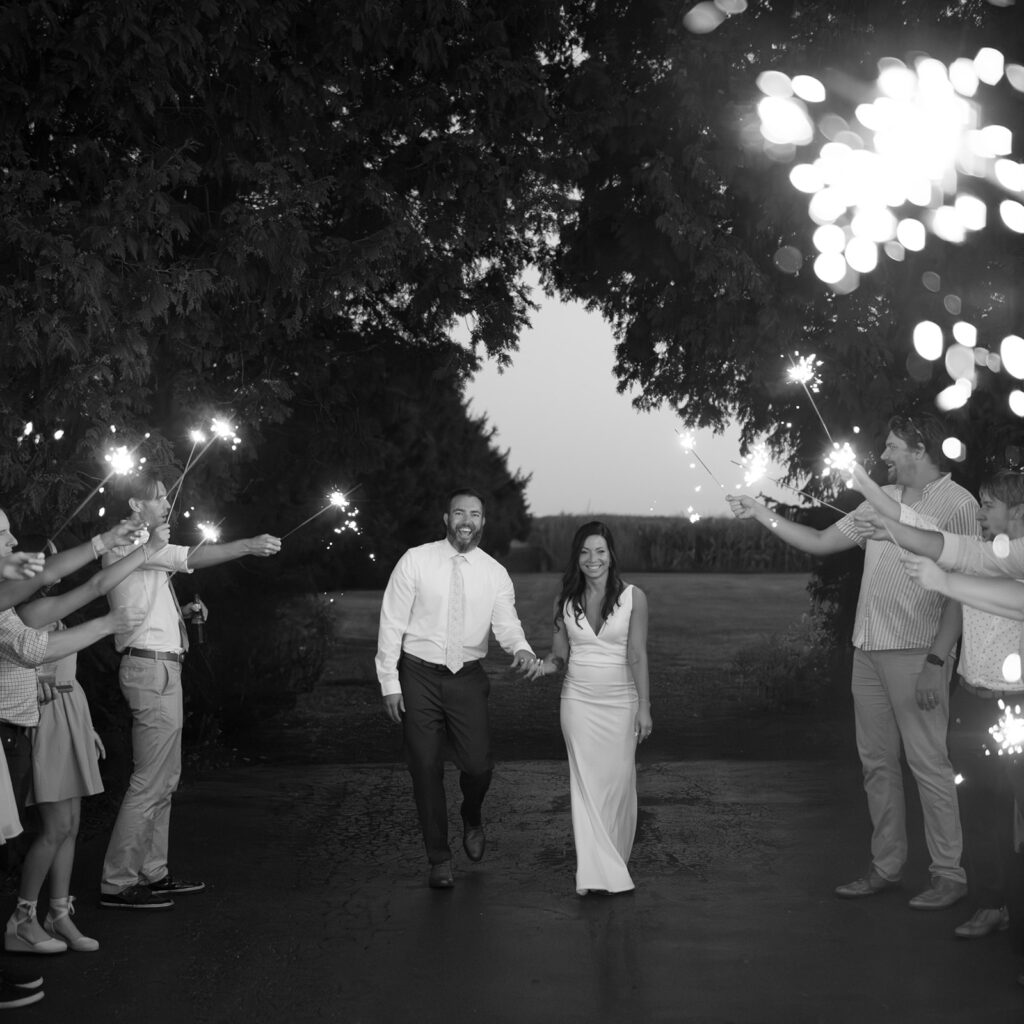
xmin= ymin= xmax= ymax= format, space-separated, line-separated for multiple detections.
xmin=0 ymin=552 xmax=45 ymax=580
xmin=509 ymin=651 xmax=536 ymax=675
xmin=247 ymin=534 xmax=282 ymax=557
xmin=382 ymin=693 xmax=405 ymax=724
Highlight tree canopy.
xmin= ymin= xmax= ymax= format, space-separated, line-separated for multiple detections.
xmin=3 ymin=0 xmax=1024 ymax=578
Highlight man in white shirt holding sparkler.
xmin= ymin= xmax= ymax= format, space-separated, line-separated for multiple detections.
xmin=99 ymin=468 xmax=281 ymax=911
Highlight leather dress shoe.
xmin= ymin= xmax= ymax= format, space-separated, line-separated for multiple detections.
xmin=954 ymin=906 xmax=1009 ymax=938
xmin=428 ymin=862 xmax=454 ymax=890
xmin=834 ymin=869 xmax=900 ymax=899
xmin=462 ymin=824 xmax=486 ymax=863
xmin=908 ymin=876 xmax=967 ymax=910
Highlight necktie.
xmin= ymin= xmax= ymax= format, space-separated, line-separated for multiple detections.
xmin=444 ymin=555 xmax=466 ymax=673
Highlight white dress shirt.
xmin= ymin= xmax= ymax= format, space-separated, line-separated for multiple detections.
xmin=375 ymin=539 xmax=533 ymax=696
xmin=104 ymin=543 xmax=192 ymax=652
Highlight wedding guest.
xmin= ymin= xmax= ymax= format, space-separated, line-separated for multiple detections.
xmin=99 ymin=469 xmax=281 ymax=910
xmin=728 ymin=413 xmax=977 ymax=909
xmin=375 ymin=487 xmax=536 ymax=889
xmin=7 ymin=525 xmax=169 ymax=954
xmin=528 ymin=522 xmax=651 ymax=895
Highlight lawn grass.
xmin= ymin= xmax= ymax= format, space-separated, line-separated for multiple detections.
xmin=233 ymin=572 xmax=853 ymax=766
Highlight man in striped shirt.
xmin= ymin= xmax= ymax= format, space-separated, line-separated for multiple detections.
xmin=728 ymin=414 xmax=978 ymax=910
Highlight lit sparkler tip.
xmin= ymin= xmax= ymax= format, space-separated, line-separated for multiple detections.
xmin=676 ymin=429 xmax=697 ymax=452
xmin=328 ymin=489 xmax=348 ymax=509
xmin=989 ymin=698 xmax=1024 ymax=755
xmin=197 ymin=521 xmax=221 ymax=544
xmin=786 ymin=353 xmax=821 ymax=389
xmin=105 ymin=445 xmax=136 ymax=476
xmin=189 ymin=429 xmax=207 ymax=444
xmin=741 ymin=442 xmax=772 ymax=487
xmin=210 ymin=418 xmax=236 ymax=440
xmin=822 ymin=441 xmax=858 ymax=485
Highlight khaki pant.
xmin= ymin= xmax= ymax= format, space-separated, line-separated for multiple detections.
xmin=100 ymin=656 xmax=182 ymax=893
xmin=852 ymin=648 xmax=964 ymax=884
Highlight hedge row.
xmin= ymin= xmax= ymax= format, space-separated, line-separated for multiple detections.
xmin=524 ymin=515 xmax=814 ymax=573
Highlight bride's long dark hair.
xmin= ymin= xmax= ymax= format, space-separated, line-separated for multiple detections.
xmin=554 ymin=521 xmax=625 ymax=630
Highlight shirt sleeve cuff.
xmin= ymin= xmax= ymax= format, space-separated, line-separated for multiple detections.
xmin=380 ymin=679 xmax=402 ymax=697
xmin=936 ymin=532 xmax=959 ymax=570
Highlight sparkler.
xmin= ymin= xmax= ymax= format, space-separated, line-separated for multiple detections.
xmin=282 ymin=490 xmax=354 ymax=540
xmin=821 ymin=442 xmax=858 ymax=486
xmin=786 ymin=353 xmax=834 ymax=442
xmin=675 ymin=429 xmax=725 ymax=489
xmin=166 ymin=419 xmax=241 ymax=516
xmin=46 ymin=442 xmax=140 ymax=547
xmin=988 ymin=698 xmax=1024 ymax=756
xmin=729 ymin=460 xmax=848 ymax=517
xmin=165 ymin=519 xmax=224 ymax=585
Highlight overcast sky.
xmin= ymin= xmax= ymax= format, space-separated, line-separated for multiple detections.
xmin=464 ymin=289 xmax=792 ymax=518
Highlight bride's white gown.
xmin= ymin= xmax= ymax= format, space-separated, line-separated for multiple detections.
xmin=560 ymin=585 xmax=638 ymax=894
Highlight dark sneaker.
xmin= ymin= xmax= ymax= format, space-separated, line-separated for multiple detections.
xmin=0 ymin=968 xmax=43 ymax=990
xmin=99 ymin=885 xmax=174 ymax=910
xmin=148 ymin=873 xmax=205 ymax=895
xmin=0 ymin=983 xmax=44 ymax=1009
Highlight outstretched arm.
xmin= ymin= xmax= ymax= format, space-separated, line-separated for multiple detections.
xmin=40 ymin=606 xmax=146 ymax=664
xmin=904 ymin=555 xmax=1024 ymax=621
xmin=0 ymin=519 xmax=142 ymax=611
xmin=18 ymin=525 xmax=170 ymax=629
xmin=186 ymin=534 xmax=281 ymax=568
xmin=726 ymin=495 xmax=856 ymax=556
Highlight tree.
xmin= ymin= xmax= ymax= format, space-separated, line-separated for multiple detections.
xmin=0 ymin=0 xmax=564 ymax=559
xmin=543 ymin=0 xmax=1024 ymax=494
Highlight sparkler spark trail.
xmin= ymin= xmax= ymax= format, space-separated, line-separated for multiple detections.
xmin=729 ymin=460 xmax=848 ymax=516
xmin=282 ymin=489 xmax=357 ymax=540
xmin=46 ymin=442 xmax=140 ymax=547
xmin=822 ymin=441 xmax=858 ymax=485
xmin=988 ymin=699 xmax=1024 ymax=755
xmin=167 ymin=419 xmax=241 ymax=516
xmin=675 ymin=429 xmax=725 ymax=489
xmin=786 ymin=353 xmax=834 ymax=442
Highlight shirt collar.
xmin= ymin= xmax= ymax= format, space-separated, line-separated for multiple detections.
xmin=443 ymin=539 xmax=478 ymax=563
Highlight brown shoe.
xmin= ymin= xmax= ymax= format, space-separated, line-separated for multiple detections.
xmin=834 ymin=869 xmax=900 ymax=899
xmin=908 ymin=876 xmax=967 ymax=911
xmin=954 ymin=906 xmax=1009 ymax=938
xmin=462 ymin=824 xmax=486 ymax=863
xmin=428 ymin=862 xmax=454 ymax=890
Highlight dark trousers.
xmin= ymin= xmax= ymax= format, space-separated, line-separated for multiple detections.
xmin=948 ymin=684 xmax=1024 ymax=910
xmin=400 ymin=657 xmax=493 ymax=865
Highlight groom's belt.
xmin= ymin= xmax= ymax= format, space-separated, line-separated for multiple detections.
xmin=122 ymin=647 xmax=185 ymax=664
xmin=402 ymin=652 xmax=480 ymax=674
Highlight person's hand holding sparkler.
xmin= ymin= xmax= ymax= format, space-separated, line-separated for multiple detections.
xmin=0 ymin=553 xmax=45 ymax=580
xmin=849 ymin=507 xmax=895 ymax=544
xmin=244 ymin=535 xmax=282 ymax=558
xmin=900 ymin=553 xmax=949 ymax=596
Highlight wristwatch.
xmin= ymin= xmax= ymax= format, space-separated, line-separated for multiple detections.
xmin=925 ymin=653 xmax=945 ymax=667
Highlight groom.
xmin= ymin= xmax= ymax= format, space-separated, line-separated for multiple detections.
xmin=376 ymin=487 xmax=536 ymax=889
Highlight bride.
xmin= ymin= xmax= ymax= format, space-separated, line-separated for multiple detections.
xmin=529 ymin=521 xmax=652 ymax=894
